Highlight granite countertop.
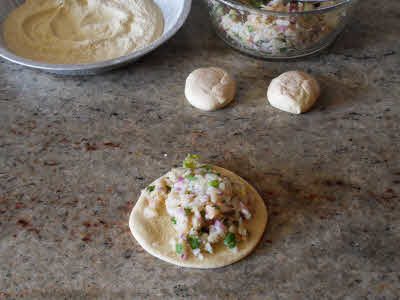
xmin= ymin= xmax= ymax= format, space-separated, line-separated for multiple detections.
xmin=1 ymin=1 xmax=400 ymax=299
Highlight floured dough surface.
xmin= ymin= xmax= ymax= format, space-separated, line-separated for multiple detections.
xmin=129 ymin=166 xmax=268 ymax=268
xmin=267 ymin=70 xmax=320 ymax=114
xmin=3 ymin=0 xmax=164 ymax=64
xmin=185 ymin=67 xmax=236 ymax=111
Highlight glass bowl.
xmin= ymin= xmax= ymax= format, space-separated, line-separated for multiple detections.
xmin=205 ymin=0 xmax=358 ymax=59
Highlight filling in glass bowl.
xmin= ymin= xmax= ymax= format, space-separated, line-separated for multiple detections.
xmin=208 ymin=0 xmax=353 ymax=58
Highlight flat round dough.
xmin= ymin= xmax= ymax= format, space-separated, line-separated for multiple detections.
xmin=185 ymin=67 xmax=236 ymax=111
xmin=129 ymin=166 xmax=268 ymax=268
xmin=267 ymin=70 xmax=320 ymax=114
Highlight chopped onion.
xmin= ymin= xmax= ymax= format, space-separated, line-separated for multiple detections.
xmin=214 ymin=219 xmax=225 ymax=231
xmin=239 ymin=202 xmax=251 ymax=219
xmin=276 ymin=25 xmax=287 ymax=32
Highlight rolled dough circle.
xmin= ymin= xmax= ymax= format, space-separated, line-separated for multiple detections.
xmin=129 ymin=166 xmax=268 ymax=268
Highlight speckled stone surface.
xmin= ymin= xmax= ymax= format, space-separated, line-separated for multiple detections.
xmin=1 ymin=1 xmax=400 ymax=299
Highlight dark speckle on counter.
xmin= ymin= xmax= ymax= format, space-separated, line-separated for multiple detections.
xmin=1 ymin=0 xmax=400 ymax=299
xmin=174 ymin=284 xmax=190 ymax=298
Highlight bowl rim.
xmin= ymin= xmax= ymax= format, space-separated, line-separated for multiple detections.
xmin=0 ymin=0 xmax=192 ymax=72
xmin=212 ymin=0 xmax=352 ymax=16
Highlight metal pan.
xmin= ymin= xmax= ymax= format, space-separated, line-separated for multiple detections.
xmin=0 ymin=0 xmax=192 ymax=75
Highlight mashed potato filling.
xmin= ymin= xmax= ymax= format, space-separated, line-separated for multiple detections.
xmin=140 ymin=155 xmax=253 ymax=260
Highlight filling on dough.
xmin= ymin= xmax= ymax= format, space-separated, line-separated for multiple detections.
xmin=140 ymin=155 xmax=253 ymax=260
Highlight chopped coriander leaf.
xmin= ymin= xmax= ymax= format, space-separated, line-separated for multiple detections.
xmin=170 ymin=217 xmax=176 ymax=224
xmin=182 ymin=154 xmax=199 ymax=169
xmin=200 ymin=164 xmax=212 ymax=170
xmin=247 ymin=25 xmax=254 ymax=32
xmin=200 ymin=210 xmax=206 ymax=217
xmin=146 ymin=185 xmax=155 ymax=192
xmin=176 ymin=243 xmax=182 ymax=254
xmin=256 ymin=40 xmax=266 ymax=45
xmin=183 ymin=161 xmax=196 ymax=169
xmin=215 ymin=4 xmax=224 ymax=16
xmin=224 ymin=232 xmax=236 ymax=249
xmin=208 ymin=180 xmax=219 ymax=188
xmin=166 ymin=185 xmax=171 ymax=192
xmin=184 ymin=207 xmax=192 ymax=214
xmin=187 ymin=235 xmax=200 ymax=249
xmin=215 ymin=4 xmax=223 ymax=11
xmin=185 ymin=174 xmax=197 ymax=181
xmin=212 ymin=204 xmax=220 ymax=210
xmin=187 ymin=154 xmax=199 ymax=160
xmin=233 ymin=220 xmax=239 ymax=226
xmin=250 ymin=0 xmax=264 ymax=8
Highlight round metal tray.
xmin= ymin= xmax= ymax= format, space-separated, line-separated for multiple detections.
xmin=0 ymin=0 xmax=192 ymax=75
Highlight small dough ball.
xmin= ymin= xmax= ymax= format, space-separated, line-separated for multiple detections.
xmin=185 ymin=67 xmax=236 ymax=111
xmin=267 ymin=70 xmax=320 ymax=114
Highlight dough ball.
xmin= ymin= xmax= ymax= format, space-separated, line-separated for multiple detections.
xmin=185 ymin=67 xmax=236 ymax=111
xmin=267 ymin=71 xmax=320 ymax=114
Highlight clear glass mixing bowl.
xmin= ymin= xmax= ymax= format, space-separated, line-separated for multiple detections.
xmin=205 ymin=0 xmax=358 ymax=59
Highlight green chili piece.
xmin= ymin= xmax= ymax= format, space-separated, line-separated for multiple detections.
xmin=208 ymin=180 xmax=219 ymax=188
xmin=176 ymin=243 xmax=182 ymax=254
xmin=146 ymin=185 xmax=155 ymax=192
xmin=224 ymin=232 xmax=236 ymax=249
xmin=185 ymin=174 xmax=197 ymax=181
xmin=187 ymin=235 xmax=200 ymax=249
